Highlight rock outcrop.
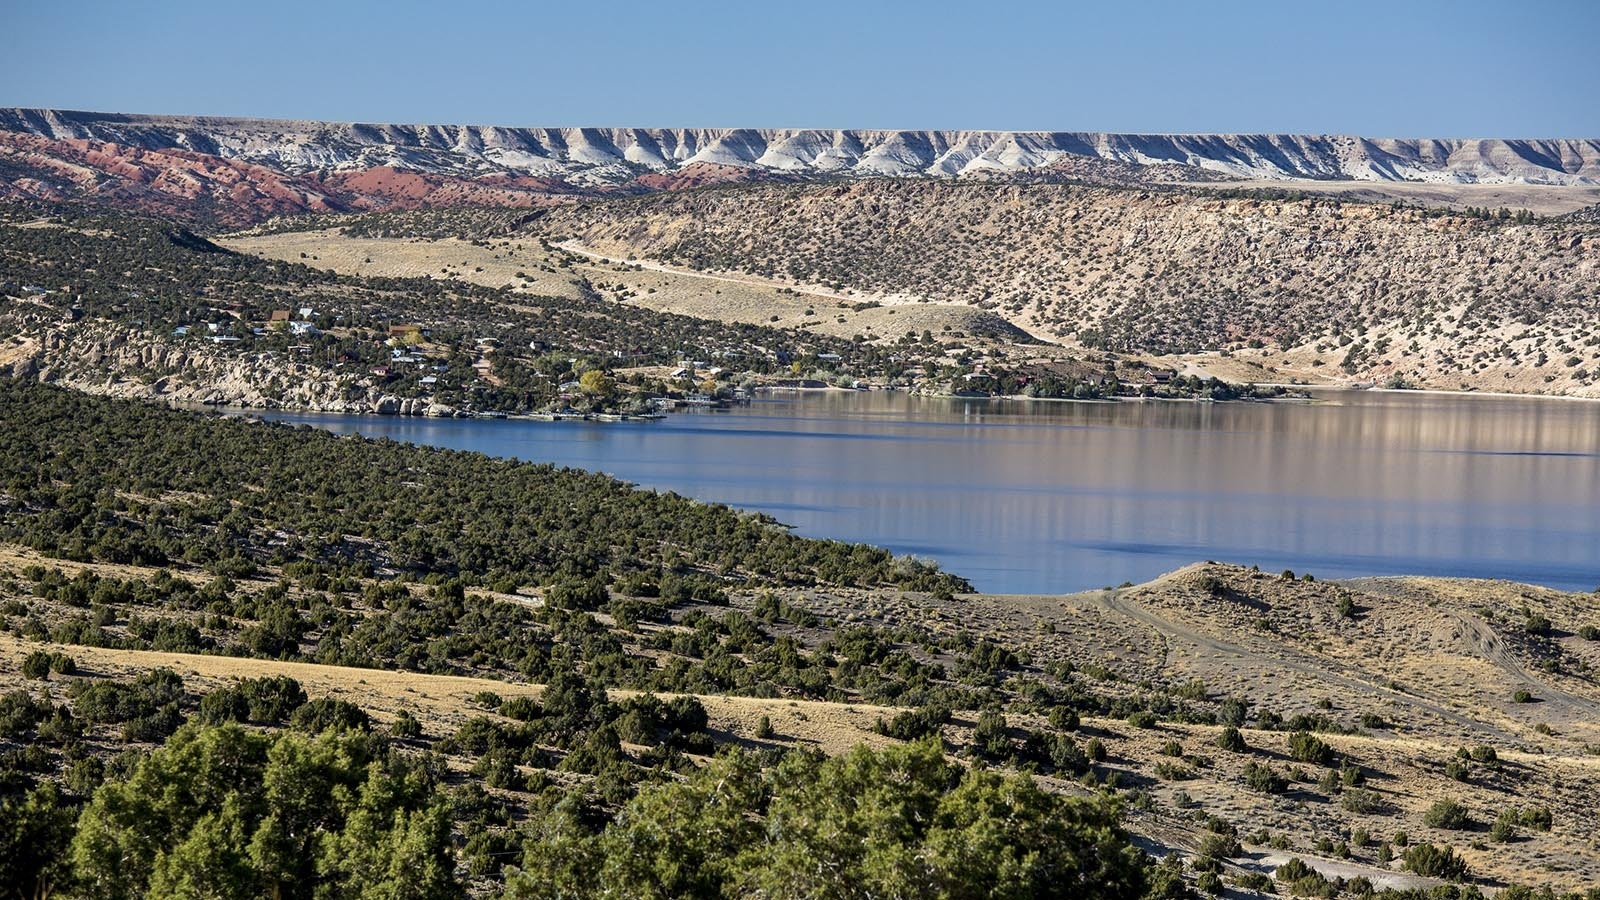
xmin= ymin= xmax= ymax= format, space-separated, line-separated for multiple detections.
xmin=2 ymin=108 xmax=1596 ymax=224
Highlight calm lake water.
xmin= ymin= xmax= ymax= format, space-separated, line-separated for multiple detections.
xmin=265 ymin=390 xmax=1600 ymax=595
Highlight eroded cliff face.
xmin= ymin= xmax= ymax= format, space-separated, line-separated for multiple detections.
xmin=3 ymin=108 xmax=1597 ymax=224
xmin=1 ymin=322 xmax=458 ymax=415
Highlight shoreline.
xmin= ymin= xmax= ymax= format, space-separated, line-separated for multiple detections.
xmin=168 ymin=379 xmax=1600 ymax=422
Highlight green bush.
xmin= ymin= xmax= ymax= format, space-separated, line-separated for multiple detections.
xmin=239 ymin=675 xmax=308 ymax=724
xmin=1402 ymin=843 xmax=1468 ymax=879
xmin=20 ymin=652 xmax=52 ymax=680
xmin=290 ymin=697 xmax=371 ymax=733
xmin=1339 ymin=788 xmax=1384 ymax=814
xmin=197 ymin=687 xmax=250 ymax=725
xmin=1519 ymin=805 xmax=1553 ymax=831
xmin=1423 ymin=798 xmax=1471 ymax=830
xmin=1287 ymin=731 xmax=1334 ymax=766
xmin=1491 ymin=809 xmax=1518 ymax=843
xmin=389 ymin=710 xmax=422 ymax=738
xmin=1233 ymin=872 xmax=1273 ymax=893
xmin=500 ymin=696 xmax=540 ymax=721
xmin=1215 ymin=726 xmax=1248 ymax=753
xmin=1244 ymin=761 xmax=1287 ymax=794
xmin=1127 ymin=710 xmax=1159 ymax=729
xmin=1274 ymin=858 xmax=1314 ymax=883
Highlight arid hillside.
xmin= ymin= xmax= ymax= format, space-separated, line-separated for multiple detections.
xmin=534 ymin=181 xmax=1600 ymax=396
xmin=8 ymin=543 xmax=1600 ymax=893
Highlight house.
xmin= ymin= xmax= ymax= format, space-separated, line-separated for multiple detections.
xmin=268 ymin=309 xmax=291 ymax=323
xmin=289 ymin=321 xmax=319 ymax=336
xmin=371 ymin=366 xmax=392 ymax=378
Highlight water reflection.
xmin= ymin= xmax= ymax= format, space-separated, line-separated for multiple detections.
xmin=265 ymin=390 xmax=1600 ymax=594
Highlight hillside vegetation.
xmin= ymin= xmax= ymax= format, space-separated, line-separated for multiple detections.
xmin=534 ymin=180 xmax=1600 ymax=396
xmin=3 ymin=386 xmax=1600 ymax=897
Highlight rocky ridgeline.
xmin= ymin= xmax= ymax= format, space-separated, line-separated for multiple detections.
xmin=7 ymin=109 xmax=1597 ymax=184
xmin=2 ymin=108 xmax=1597 ymax=224
xmin=5 ymin=323 xmax=456 ymax=416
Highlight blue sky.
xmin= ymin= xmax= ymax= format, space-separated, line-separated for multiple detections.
xmin=4 ymin=0 xmax=1596 ymax=136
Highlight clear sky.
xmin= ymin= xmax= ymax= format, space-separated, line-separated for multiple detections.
xmin=4 ymin=0 xmax=1596 ymax=136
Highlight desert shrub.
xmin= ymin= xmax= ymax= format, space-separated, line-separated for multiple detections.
xmin=875 ymin=703 xmax=950 ymax=741
xmin=290 ymin=697 xmax=371 ymax=733
xmin=1233 ymin=872 xmax=1273 ymax=893
xmin=121 ymin=704 xmax=184 ymax=743
xmin=389 ymin=710 xmax=422 ymax=738
xmin=1340 ymin=787 xmax=1384 ymax=814
xmin=20 ymin=652 xmax=52 ymax=680
xmin=1402 ymin=843 xmax=1468 ymax=879
xmin=1216 ymin=726 xmax=1248 ymax=753
xmin=972 ymin=710 xmax=1011 ymax=760
xmin=1244 ymin=761 xmax=1287 ymax=794
xmin=1579 ymin=624 xmax=1600 ymax=641
xmin=1154 ymin=761 xmax=1196 ymax=781
xmin=1275 ymin=858 xmax=1318 ymax=884
xmin=197 ymin=687 xmax=250 ymax=725
xmin=1287 ymin=731 xmax=1334 ymax=766
xmin=1048 ymin=705 xmax=1080 ymax=731
xmin=1424 ymin=798 xmax=1471 ymax=830
xmin=1491 ymin=809 xmax=1519 ymax=842
xmin=1519 ymin=806 xmax=1553 ymax=831
xmin=1513 ymin=690 xmax=1534 ymax=703
xmin=1127 ymin=710 xmax=1159 ymax=729
xmin=500 ymin=696 xmax=540 ymax=721
xmin=238 ymin=675 xmax=308 ymax=724
xmin=1196 ymin=831 xmax=1242 ymax=860
xmin=0 ymin=690 xmax=53 ymax=739
xmin=1467 ymin=745 xmax=1498 ymax=764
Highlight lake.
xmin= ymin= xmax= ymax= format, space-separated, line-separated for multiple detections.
xmin=264 ymin=390 xmax=1600 ymax=595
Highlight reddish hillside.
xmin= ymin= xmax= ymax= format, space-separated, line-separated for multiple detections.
xmin=0 ymin=133 xmax=591 ymax=224
xmin=0 ymin=132 xmax=348 ymax=224
xmin=316 ymin=166 xmax=580 ymax=210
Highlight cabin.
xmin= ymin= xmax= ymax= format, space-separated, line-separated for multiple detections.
xmin=268 ymin=309 xmax=292 ymax=323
